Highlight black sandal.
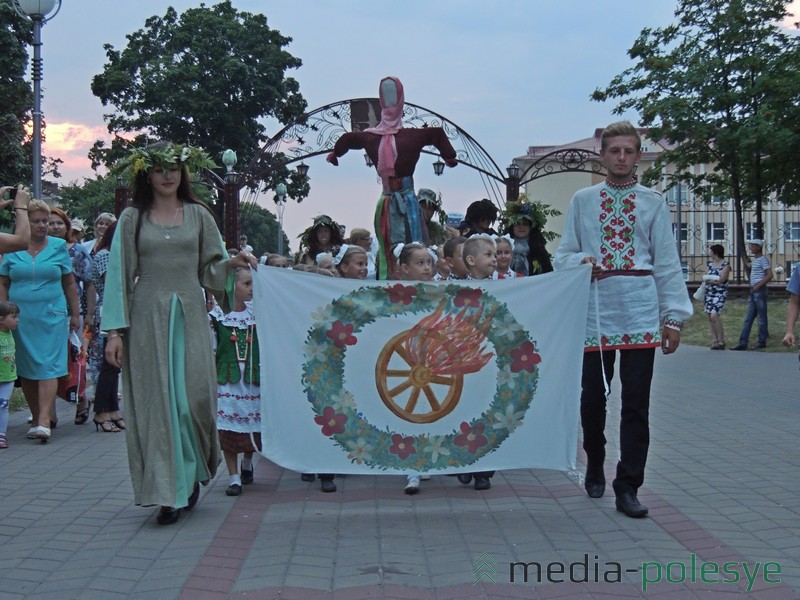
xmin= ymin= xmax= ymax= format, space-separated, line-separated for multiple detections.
xmin=75 ymin=402 xmax=90 ymax=425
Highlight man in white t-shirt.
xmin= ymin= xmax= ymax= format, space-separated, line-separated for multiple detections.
xmin=732 ymin=240 xmax=772 ymax=350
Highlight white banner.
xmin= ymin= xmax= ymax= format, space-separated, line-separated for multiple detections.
xmin=253 ymin=265 xmax=591 ymax=475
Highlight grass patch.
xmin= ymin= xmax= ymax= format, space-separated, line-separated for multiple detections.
xmin=682 ymin=297 xmax=796 ymax=352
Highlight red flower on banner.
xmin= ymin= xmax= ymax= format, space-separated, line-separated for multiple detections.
xmin=314 ymin=406 xmax=347 ymax=436
xmin=509 ymin=340 xmax=541 ymax=373
xmin=326 ymin=320 xmax=357 ymax=349
xmin=389 ymin=434 xmax=416 ymax=459
xmin=454 ymin=288 xmax=483 ymax=308
xmin=386 ymin=284 xmax=416 ymax=305
xmin=454 ymin=421 xmax=488 ymax=454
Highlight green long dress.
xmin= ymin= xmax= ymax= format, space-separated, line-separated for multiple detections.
xmin=102 ymin=203 xmax=227 ymax=508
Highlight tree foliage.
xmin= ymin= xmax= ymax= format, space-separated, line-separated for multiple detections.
xmin=57 ymin=174 xmax=118 ymax=237
xmin=592 ymin=0 xmax=800 ymax=265
xmin=0 ymin=5 xmax=60 ymax=188
xmin=90 ymin=1 xmax=309 ymax=202
xmin=239 ymin=202 xmax=289 ymax=257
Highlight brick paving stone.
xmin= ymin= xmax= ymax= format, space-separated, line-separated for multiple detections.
xmin=1 ymin=346 xmax=799 ymax=598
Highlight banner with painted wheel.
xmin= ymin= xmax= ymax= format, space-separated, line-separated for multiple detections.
xmin=253 ymin=265 xmax=591 ymax=474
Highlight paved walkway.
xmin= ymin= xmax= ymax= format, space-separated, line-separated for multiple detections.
xmin=1 ymin=345 xmax=798 ymax=599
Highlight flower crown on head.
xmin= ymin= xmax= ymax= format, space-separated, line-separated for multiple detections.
xmin=115 ymin=142 xmax=217 ymax=184
xmin=298 ymin=214 xmax=343 ymax=252
xmin=500 ymin=193 xmax=562 ymax=241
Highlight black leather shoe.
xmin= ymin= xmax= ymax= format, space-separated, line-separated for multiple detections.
xmin=241 ymin=466 xmax=254 ymax=485
xmin=225 ymin=483 xmax=242 ymax=497
xmin=300 ymin=473 xmax=315 ymax=482
xmin=186 ymin=482 xmax=200 ymax=510
xmin=156 ymin=506 xmax=180 ymax=525
xmin=456 ymin=473 xmax=473 ymax=485
xmin=474 ymin=476 xmax=491 ymax=490
xmin=320 ymin=479 xmax=337 ymax=493
xmin=615 ymin=492 xmax=649 ymax=518
xmin=731 ymin=344 xmax=748 ymax=351
xmin=751 ymin=343 xmax=766 ymax=349
xmin=585 ymin=480 xmax=605 ymax=498
xmin=584 ymin=467 xmax=605 ymax=498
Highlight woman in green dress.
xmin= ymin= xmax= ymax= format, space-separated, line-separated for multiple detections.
xmin=103 ymin=143 xmax=257 ymax=525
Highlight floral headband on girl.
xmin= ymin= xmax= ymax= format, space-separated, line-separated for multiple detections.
xmin=494 ymin=234 xmax=514 ymax=244
xmin=332 ymin=244 xmax=351 ymax=266
xmin=115 ymin=142 xmax=217 ymax=184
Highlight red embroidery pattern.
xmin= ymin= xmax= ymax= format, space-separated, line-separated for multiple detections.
xmin=599 ymin=187 xmax=637 ymax=270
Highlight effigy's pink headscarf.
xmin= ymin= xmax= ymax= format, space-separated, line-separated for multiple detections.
xmin=365 ymin=76 xmax=404 ymax=178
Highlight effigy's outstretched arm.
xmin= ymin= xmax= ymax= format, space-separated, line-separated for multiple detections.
xmin=326 ymin=131 xmax=369 ymax=166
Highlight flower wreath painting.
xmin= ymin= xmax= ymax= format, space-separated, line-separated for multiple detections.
xmin=254 ymin=265 xmax=591 ymax=475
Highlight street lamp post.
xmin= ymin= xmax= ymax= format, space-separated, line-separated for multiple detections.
xmin=505 ymin=163 xmax=521 ymax=203
xmin=13 ymin=0 xmax=61 ymax=200
xmin=221 ymin=149 xmax=239 ymax=248
xmin=275 ymin=183 xmax=287 ymax=256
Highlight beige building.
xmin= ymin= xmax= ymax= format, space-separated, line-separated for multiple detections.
xmin=514 ymin=129 xmax=800 ymax=284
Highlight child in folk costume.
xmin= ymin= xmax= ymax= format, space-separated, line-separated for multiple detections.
xmin=500 ymin=197 xmax=555 ymax=277
xmin=456 ymin=236 xmax=498 ymax=490
xmin=209 ymin=268 xmax=261 ymax=496
xmin=300 ymin=244 xmax=371 ymax=493
xmin=492 ymin=236 xmax=519 ymax=279
xmin=394 ymin=242 xmax=436 ymax=494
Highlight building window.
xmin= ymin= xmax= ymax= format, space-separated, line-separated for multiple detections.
xmin=745 ymin=223 xmax=762 ymax=241
xmin=706 ymin=222 xmax=725 ymax=241
xmin=785 ymin=222 xmax=800 ymax=241
xmin=672 ymin=223 xmax=688 ymax=241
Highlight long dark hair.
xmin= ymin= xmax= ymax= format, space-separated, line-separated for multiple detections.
xmin=130 ymin=142 xmax=215 ymax=250
xmin=95 ymin=221 xmax=117 ymax=254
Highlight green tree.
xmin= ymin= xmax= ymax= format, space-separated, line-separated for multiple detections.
xmin=90 ymin=0 xmax=308 ymax=203
xmin=591 ymin=0 xmax=800 ymax=275
xmin=0 ymin=4 xmax=61 ymax=188
xmin=56 ymin=174 xmax=118 ymax=236
xmin=239 ymin=202 xmax=289 ymax=257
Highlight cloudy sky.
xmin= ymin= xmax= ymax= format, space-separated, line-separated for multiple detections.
xmin=32 ymin=0 xmax=798 ymax=246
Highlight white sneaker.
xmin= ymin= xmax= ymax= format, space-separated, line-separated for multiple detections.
xmin=404 ymin=475 xmax=420 ymax=495
xmin=26 ymin=427 xmax=37 ymax=439
xmin=420 ymin=474 xmax=431 ymax=481
xmin=27 ymin=413 xmax=33 ymax=424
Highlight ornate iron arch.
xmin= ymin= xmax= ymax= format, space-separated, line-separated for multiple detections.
xmin=237 ymin=98 xmax=608 ymax=211
xmin=518 ymin=148 xmax=605 ymax=187
xmin=239 ymin=98 xmax=510 ymax=205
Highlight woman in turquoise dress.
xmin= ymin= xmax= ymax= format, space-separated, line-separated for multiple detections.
xmin=103 ymin=142 xmax=257 ymax=525
xmin=0 ymin=199 xmax=80 ymax=442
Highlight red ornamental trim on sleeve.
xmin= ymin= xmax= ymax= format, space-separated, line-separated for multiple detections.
xmin=663 ymin=318 xmax=683 ymax=331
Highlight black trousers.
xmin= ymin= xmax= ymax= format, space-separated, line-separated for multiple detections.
xmin=580 ymin=348 xmax=655 ymax=496
xmin=93 ymin=338 xmax=121 ymax=414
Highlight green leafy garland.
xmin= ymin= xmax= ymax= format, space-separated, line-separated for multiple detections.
xmin=297 ymin=214 xmax=343 ymax=252
xmin=500 ymin=193 xmax=562 ymax=242
xmin=114 ymin=143 xmax=217 ymax=184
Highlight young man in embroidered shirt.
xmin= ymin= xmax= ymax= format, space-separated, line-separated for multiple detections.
xmin=732 ymin=240 xmax=772 ymax=350
xmin=554 ymin=121 xmax=692 ymax=518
